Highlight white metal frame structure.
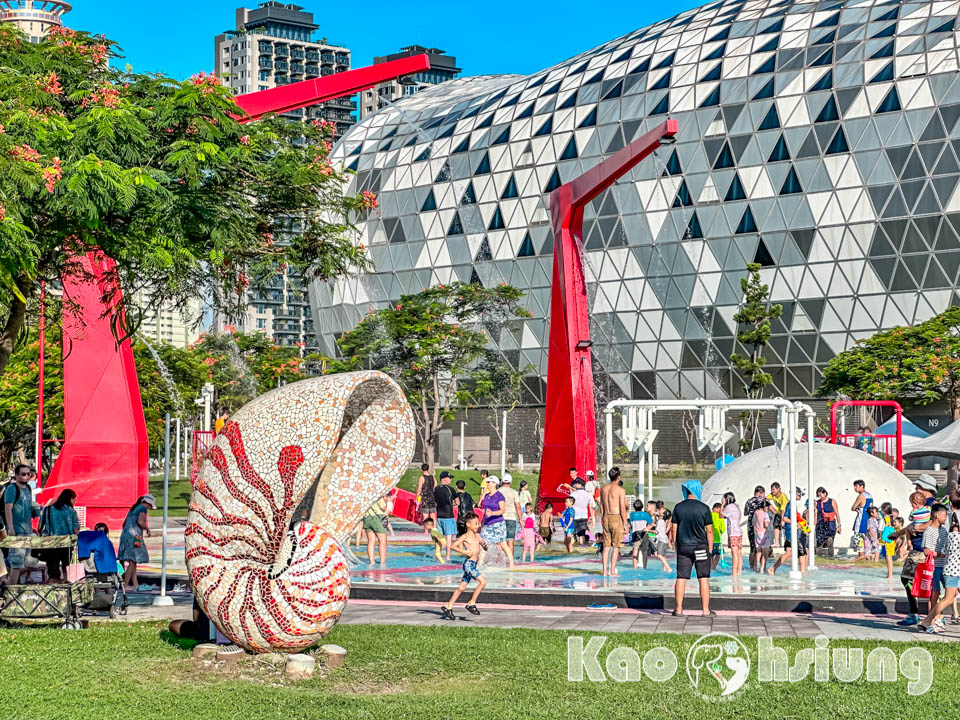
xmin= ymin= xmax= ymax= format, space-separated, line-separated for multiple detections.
xmin=605 ymin=398 xmax=817 ymax=578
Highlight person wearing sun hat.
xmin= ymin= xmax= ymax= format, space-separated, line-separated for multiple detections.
xmin=117 ymin=494 xmax=156 ymax=592
xmin=914 ymin=474 xmax=938 ymax=507
xmin=478 ymin=475 xmax=513 ymax=569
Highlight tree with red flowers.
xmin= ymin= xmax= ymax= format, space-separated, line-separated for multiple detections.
xmin=0 ymin=24 xmax=371 ymax=378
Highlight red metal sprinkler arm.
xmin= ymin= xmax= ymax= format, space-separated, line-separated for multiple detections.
xmin=829 ymin=399 xmax=904 ymax=472
xmin=538 ymin=119 xmax=678 ymax=511
xmin=232 ymin=54 xmax=431 ymax=124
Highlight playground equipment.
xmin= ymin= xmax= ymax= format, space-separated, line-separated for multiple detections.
xmin=33 ymin=55 xmax=433 ymax=525
xmin=537 ymin=118 xmax=678 ymax=513
xmin=605 ymin=397 xmax=816 ymax=577
xmin=829 ymin=400 xmax=904 ymax=472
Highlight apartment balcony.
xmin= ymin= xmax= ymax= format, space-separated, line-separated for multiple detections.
xmin=274 ymin=46 xmax=289 ymax=57
xmin=306 ymin=51 xmax=320 ymax=61
xmin=320 ymin=53 xmax=335 ymax=64
xmin=275 ymin=60 xmax=289 ymax=72
xmin=258 ymin=41 xmax=272 ymax=52
xmin=321 ymin=67 xmax=334 ymax=76
xmin=290 ymin=48 xmax=305 ymax=59
xmin=335 ymin=53 xmax=349 ymax=65
xmin=258 ymin=58 xmax=273 ymax=69
xmin=290 ymin=62 xmax=304 ymax=74
xmin=275 ymin=74 xmax=290 ymax=85
xmin=306 ymin=65 xmax=319 ymax=77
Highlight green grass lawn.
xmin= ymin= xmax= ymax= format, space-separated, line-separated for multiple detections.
xmin=148 ymin=474 xmax=194 ymax=518
xmin=1 ymin=621 xmax=956 ymax=719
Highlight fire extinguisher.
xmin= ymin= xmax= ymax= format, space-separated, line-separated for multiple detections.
xmin=912 ymin=556 xmax=935 ymax=599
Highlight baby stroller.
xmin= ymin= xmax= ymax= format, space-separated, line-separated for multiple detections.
xmin=76 ymin=529 xmax=127 ymax=619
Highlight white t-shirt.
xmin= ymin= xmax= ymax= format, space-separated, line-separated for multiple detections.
xmin=584 ymin=480 xmax=599 ymax=500
xmin=571 ymin=489 xmax=591 ymax=519
xmin=500 ymin=486 xmax=520 ymax=521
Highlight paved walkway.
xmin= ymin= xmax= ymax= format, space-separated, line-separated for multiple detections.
xmin=116 ymin=594 xmax=958 ymax=643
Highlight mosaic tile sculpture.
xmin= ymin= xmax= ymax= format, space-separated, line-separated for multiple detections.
xmin=318 ymin=0 xmax=960 ymax=402
xmin=185 ymin=370 xmax=415 ymax=653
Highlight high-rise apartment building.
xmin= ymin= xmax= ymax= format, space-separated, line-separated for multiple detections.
xmin=133 ymin=293 xmax=204 ymax=349
xmin=214 ymin=1 xmax=355 ymax=139
xmin=0 ymin=0 xmax=71 ymax=42
xmin=213 ymin=2 xmax=354 ymax=352
xmin=359 ymin=46 xmax=460 ymax=120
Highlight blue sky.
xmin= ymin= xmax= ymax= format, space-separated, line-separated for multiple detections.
xmin=67 ymin=0 xmax=702 ymax=80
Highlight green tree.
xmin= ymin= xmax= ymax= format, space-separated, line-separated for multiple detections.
xmin=132 ymin=338 xmax=206 ymax=452
xmin=0 ymin=23 xmax=372 ymax=378
xmin=335 ymin=282 xmax=531 ymax=468
xmin=819 ymin=306 xmax=960 ymax=419
xmin=730 ymin=262 xmax=782 ymax=452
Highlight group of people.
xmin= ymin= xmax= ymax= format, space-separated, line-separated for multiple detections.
xmin=1 ymin=463 xmax=159 ymax=593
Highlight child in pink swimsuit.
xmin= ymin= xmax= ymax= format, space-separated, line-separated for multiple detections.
xmin=520 ymin=515 xmax=538 ymax=562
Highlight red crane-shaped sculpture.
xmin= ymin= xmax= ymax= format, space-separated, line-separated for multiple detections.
xmin=537 ymin=119 xmax=678 ymax=512
xmin=38 ymin=55 xmax=431 ymax=528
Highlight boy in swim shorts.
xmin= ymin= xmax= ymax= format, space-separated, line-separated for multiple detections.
xmin=441 ymin=514 xmax=488 ymax=619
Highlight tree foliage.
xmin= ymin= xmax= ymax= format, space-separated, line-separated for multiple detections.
xmin=0 ymin=325 xmax=317 ymax=463
xmin=819 ymin=306 xmax=960 ymax=419
xmin=0 ymin=23 xmax=372 ymax=377
xmin=730 ymin=262 xmax=782 ymax=451
xmin=335 ymin=282 xmax=531 ymax=466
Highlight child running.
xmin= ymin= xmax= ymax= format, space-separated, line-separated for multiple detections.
xmin=561 ymin=497 xmax=576 ymax=553
xmin=441 ymin=514 xmax=488 ymax=619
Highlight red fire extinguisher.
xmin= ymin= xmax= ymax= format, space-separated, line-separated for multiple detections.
xmin=912 ymin=556 xmax=935 ymax=599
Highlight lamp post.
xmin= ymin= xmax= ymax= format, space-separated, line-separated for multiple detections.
xmin=459 ymin=422 xmax=467 ymax=470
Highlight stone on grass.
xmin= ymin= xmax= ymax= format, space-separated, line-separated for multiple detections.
xmin=193 ymin=643 xmax=218 ymax=661
xmin=319 ymin=644 xmax=347 ymax=668
xmin=217 ymin=644 xmax=245 ymax=664
xmin=285 ymin=653 xmax=316 ymax=681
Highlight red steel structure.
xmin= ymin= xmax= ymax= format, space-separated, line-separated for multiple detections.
xmin=39 ymin=252 xmax=150 ymax=528
xmin=829 ymin=399 xmax=904 ymax=472
xmin=36 ymin=56 xmax=431 ymax=527
xmin=537 ymin=119 xmax=679 ymax=512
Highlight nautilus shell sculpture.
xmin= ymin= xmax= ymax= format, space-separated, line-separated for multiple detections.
xmin=185 ymin=370 xmax=416 ymax=653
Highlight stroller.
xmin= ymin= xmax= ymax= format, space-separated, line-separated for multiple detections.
xmin=0 ymin=533 xmax=127 ymax=628
xmin=76 ymin=529 xmax=128 ymax=619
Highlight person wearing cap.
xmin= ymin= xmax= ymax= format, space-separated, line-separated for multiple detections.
xmin=478 ymin=475 xmax=513 ymax=569
xmin=915 ymin=474 xmax=938 ymax=507
xmin=118 ymin=493 xmax=156 ymax=592
xmin=434 ymin=471 xmax=459 ymax=562
xmin=498 ymin=473 xmax=522 ymax=562
xmin=584 ymin=470 xmax=600 ymax=527
xmin=769 ymin=487 xmax=809 ymax=575
xmin=669 ymin=480 xmax=714 ymax=616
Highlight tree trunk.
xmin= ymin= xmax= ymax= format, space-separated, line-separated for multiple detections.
xmin=0 ymin=292 xmax=28 ymax=377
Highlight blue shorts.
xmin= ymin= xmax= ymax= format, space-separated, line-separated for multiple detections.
xmin=944 ymin=575 xmax=960 ymax=589
xmin=461 ymin=558 xmax=482 ymax=584
xmin=437 ymin=518 xmax=456 ymax=536
xmin=504 ymin=519 xmax=518 ymax=539
xmin=933 ymin=566 xmax=945 ymax=592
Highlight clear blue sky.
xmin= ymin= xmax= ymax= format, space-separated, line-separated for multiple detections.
xmin=67 ymin=0 xmax=702 ymax=80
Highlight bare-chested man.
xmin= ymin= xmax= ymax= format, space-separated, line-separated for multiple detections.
xmin=599 ymin=466 xmax=630 ymax=576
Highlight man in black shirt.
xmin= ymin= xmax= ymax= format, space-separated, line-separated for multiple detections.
xmin=455 ymin=479 xmax=475 ymax=537
xmin=434 ymin=471 xmax=458 ymax=562
xmin=669 ymin=479 xmax=714 ymax=616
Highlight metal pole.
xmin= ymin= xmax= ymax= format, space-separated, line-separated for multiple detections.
xmin=648 ymin=448 xmax=654 ymax=500
xmin=605 ymin=410 xmax=613 ymax=478
xmin=153 ymin=413 xmax=174 ymax=606
xmin=459 ymin=421 xmax=467 ymax=470
xmin=806 ymin=412 xmax=816 ymax=571
xmin=788 ymin=409 xmax=801 ymax=579
xmin=175 ymin=417 xmax=181 ymax=482
xmin=637 ymin=445 xmax=645 ymax=503
xmin=501 ymin=410 xmax=507 ymax=477
xmin=37 ymin=281 xmax=45 ymax=486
